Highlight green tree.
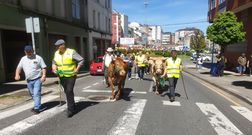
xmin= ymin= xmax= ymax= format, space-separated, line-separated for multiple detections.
xmin=190 ymin=29 xmax=206 ymax=58
xmin=207 ymin=11 xmax=245 ymax=53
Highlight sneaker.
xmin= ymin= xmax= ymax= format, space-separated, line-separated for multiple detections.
xmin=31 ymin=108 xmax=40 ymax=114
xmin=128 ymin=78 xmax=132 ymax=80
xmin=170 ymin=97 xmax=175 ymax=102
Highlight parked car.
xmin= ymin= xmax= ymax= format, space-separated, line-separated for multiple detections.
xmin=89 ymin=56 xmax=104 ymax=75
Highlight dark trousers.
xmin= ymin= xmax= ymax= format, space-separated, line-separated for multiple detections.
xmin=60 ymin=76 xmax=76 ymax=112
xmin=168 ymin=77 xmax=178 ymax=98
xmin=138 ymin=67 xmax=145 ymax=79
xmin=128 ymin=68 xmax=132 ymax=78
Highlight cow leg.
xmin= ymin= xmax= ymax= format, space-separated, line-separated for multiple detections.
xmin=116 ymin=82 xmax=121 ymax=100
xmin=109 ymin=77 xmax=115 ymax=99
xmin=152 ymin=76 xmax=160 ymax=95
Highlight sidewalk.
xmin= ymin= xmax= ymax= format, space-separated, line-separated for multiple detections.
xmin=0 ymin=73 xmax=90 ymax=110
xmin=183 ymin=63 xmax=252 ymax=105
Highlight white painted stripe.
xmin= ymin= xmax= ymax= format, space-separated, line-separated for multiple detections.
xmin=196 ymin=103 xmax=243 ymax=135
xmin=82 ymin=89 xmax=146 ymax=94
xmin=108 ymin=99 xmax=147 ymax=135
xmin=93 ymin=83 xmax=99 ymax=86
xmin=83 ymin=86 xmax=91 ymax=89
xmin=163 ymin=101 xmax=181 ymax=106
xmin=0 ymin=95 xmax=58 ymax=121
xmin=148 ymin=81 xmax=154 ymax=92
xmin=231 ymin=106 xmax=252 ymax=123
xmin=0 ymin=96 xmax=85 ymax=135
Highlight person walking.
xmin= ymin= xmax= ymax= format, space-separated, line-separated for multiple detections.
xmin=247 ymin=54 xmax=252 ymax=76
xmin=52 ymin=39 xmax=84 ymax=118
xmin=135 ymin=51 xmax=146 ymax=80
xmin=15 ymin=45 xmax=47 ymax=114
xmin=237 ymin=53 xmax=247 ymax=75
xmin=216 ymin=54 xmax=226 ymax=77
xmin=163 ymin=50 xmax=182 ymax=102
xmin=103 ymin=47 xmax=115 ymax=87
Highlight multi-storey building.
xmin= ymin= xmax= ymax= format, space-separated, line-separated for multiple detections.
xmin=162 ymin=32 xmax=172 ymax=45
xmin=148 ymin=25 xmax=162 ymax=45
xmin=88 ymin=0 xmax=112 ymax=59
xmin=111 ymin=10 xmax=128 ymax=46
xmin=208 ymin=0 xmax=252 ymax=68
xmin=175 ymin=27 xmax=199 ymax=48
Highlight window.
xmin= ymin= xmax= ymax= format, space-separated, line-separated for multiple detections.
xmin=211 ymin=0 xmax=216 ymax=9
xmin=72 ymin=0 xmax=80 ymax=19
xmin=98 ymin=12 xmax=101 ymax=30
xmin=93 ymin=10 xmax=96 ymax=28
xmin=219 ymin=0 xmax=225 ymax=4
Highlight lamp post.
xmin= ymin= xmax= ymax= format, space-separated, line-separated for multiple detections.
xmin=211 ymin=42 xmax=215 ymax=65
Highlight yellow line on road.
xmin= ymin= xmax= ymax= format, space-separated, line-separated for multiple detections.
xmin=184 ymin=72 xmax=241 ymax=106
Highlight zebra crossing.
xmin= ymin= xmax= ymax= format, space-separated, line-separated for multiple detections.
xmin=0 ymin=93 xmax=251 ymax=135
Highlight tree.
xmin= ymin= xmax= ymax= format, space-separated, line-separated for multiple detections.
xmin=207 ymin=11 xmax=245 ymax=53
xmin=190 ymin=29 xmax=206 ymax=57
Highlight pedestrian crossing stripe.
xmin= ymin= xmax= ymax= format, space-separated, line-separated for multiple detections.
xmin=162 ymin=100 xmax=181 ymax=106
xmin=0 ymin=95 xmax=58 ymax=121
xmin=231 ymin=106 xmax=252 ymax=123
xmin=82 ymin=89 xmax=147 ymax=94
xmin=196 ymin=103 xmax=243 ymax=135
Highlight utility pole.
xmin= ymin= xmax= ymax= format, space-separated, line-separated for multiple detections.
xmin=144 ymin=0 xmax=149 ymax=46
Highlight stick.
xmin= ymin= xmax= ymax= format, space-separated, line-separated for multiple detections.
xmin=181 ymin=72 xmax=189 ymax=100
xmin=58 ymin=78 xmax=63 ymax=106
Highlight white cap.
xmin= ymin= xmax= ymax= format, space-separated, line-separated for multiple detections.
xmin=107 ymin=47 xmax=113 ymax=52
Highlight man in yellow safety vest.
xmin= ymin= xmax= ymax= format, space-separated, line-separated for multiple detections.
xmin=163 ymin=50 xmax=182 ymax=102
xmin=52 ymin=39 xmax=84 ymax=117
xmin=136 ymin=51 xmax=146 ymax=80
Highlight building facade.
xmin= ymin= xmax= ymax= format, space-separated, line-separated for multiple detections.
xmin=0 ymin=0 xmax=91 ymax=83
xmin=87 ymin=0 xmax=112 ymax=59
xmin=111 ymin=10 xmax=128 ymax=46
xmin=162 ymin=32 xmax=172 ymax=45
xmin=175 ymin=27 xmax=199 ymax=48
xmin=208 ymin=0 xmax=252 ymax=68
xmin=148 ymin=25 xmax=162 ymax=45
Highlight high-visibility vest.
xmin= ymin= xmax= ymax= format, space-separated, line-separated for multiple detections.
xmin=166 ymin=57 xmax=181 ymax=78
xmin=136 ymin=55 xmax=145 ymax=67
xmin=54 ymin=48 xmax=76 ymax=77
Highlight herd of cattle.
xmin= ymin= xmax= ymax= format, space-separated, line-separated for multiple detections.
xmin=107 ymin=57 xmax=167 ymax=100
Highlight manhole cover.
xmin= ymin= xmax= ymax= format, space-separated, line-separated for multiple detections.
xmin=87 ymin=95 xmax=110 ymax=102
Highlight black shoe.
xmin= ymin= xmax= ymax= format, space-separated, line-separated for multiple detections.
xmin=170 ymin=97 xmax=175 ymax=102
xmin=31 ymin=108 xmax=40 ymax=114
xmin=66 ymin=110 xmax=75 ymax=118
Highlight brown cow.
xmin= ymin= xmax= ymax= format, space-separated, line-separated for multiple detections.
xmin=108 ymin=57 xmax=128 ymax=100
xmin=149 ymin=57 xmax=166 ymax=95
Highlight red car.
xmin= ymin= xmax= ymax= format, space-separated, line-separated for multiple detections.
xmin=89 ymin=56 xmax=104 ymax=75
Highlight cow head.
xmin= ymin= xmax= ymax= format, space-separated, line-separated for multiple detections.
xmin=111 ymin=58 xmax=127 ymax=76
xmin=153 ymin=59 xmax=165 ymax=76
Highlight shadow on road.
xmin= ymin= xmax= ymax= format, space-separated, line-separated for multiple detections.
xmin=121 ymin=88 xmax=133 ymax=101
xmin=75 ymin=101 xmax=99 ymax=114
xmin=0 ymin=84 xmax=27 ymax=95
xmin=40 ymin=101 xmax=66 ymax=112
xmin=232 ymin=81 xmax=252 ymax=90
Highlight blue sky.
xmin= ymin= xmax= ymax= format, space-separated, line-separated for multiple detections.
xmin=112 ymin=0 xmax=210 ymax=33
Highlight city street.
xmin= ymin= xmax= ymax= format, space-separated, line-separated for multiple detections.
xmin=0 ymin=72 xmax=251 ymax=135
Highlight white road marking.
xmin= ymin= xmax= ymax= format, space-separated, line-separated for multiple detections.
xmin=83 ymin=86 xmax=91 ymax=89
xmin=0 ymin=95 xmax=58 ymax=121
xmin=231 ymin=106 xmax=252 ymax=123
xmin=148 ymin=81 xmax=154 ymax=92
xmin=82 ymin=89 xmax=146 ymax=94
xmin=93 ymin=83 xmax=99 ymax=86
xmin=108 ymin=99 xmax=147 ymax=135
xmin=196 ymin=103 xmax=243 ymax=135
xmin=0 ymin=96 xmax=86 ymax=135
xmin=163 ymin=101 xmax=181 ymax=106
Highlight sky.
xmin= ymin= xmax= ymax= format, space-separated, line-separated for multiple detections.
xmin=112 ymin=0 xmax=210 ymax=33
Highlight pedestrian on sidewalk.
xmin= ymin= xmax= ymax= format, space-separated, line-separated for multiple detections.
xmin=237 ymin=53 xmax=247 ymax=76
xmin=52 ymin=39 xmax=84 ymax=118
xmin=216 ymin=54 xmax=226 ymax=77
xmin=247 ymin=54 xmax=252 ymax=76
xmin=163 ymin=50 xmax=182 ymax=102
xmin=14 ymin=45 xmax=47 ymax=114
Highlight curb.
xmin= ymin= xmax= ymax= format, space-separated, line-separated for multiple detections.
xmin=183 ymin=69 xmax=252 ymax=105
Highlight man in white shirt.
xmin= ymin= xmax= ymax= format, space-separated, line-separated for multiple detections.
xmin=103 ymin=47 xmax=115 ymax=87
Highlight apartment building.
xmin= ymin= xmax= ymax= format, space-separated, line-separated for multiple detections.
xmin=88 ymin=0 xmax=112 ymax=59
xmin=208 ymin=0 xmax=252 ymax=67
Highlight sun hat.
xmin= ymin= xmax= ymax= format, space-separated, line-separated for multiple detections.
xmin=107 ymin=47 xmax=113 ymax=52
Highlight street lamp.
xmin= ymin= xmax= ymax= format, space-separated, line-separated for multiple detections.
xmin=211 ymin=42 xmax=215 ymax=65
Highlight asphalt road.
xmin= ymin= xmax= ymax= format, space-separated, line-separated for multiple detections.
xmin=0 ymin=72 xmax=252 ymax=135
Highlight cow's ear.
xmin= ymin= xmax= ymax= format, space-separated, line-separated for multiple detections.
xmin=162 ymin=59 xmax=166 ymax=63
xmin=111 ymin=60 xmax=115 ymax=64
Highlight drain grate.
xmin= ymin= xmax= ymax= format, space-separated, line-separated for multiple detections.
xmin=87 ymin=95 xmax=110 ymax=102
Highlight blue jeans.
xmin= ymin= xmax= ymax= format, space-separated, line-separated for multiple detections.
xmin=138 ymin=67 xmax=145 ymax=79
xmin=237 ymin=65 xmax=246 ymax=74
xmin=27 ymin=78 xmax=42 ymax=109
